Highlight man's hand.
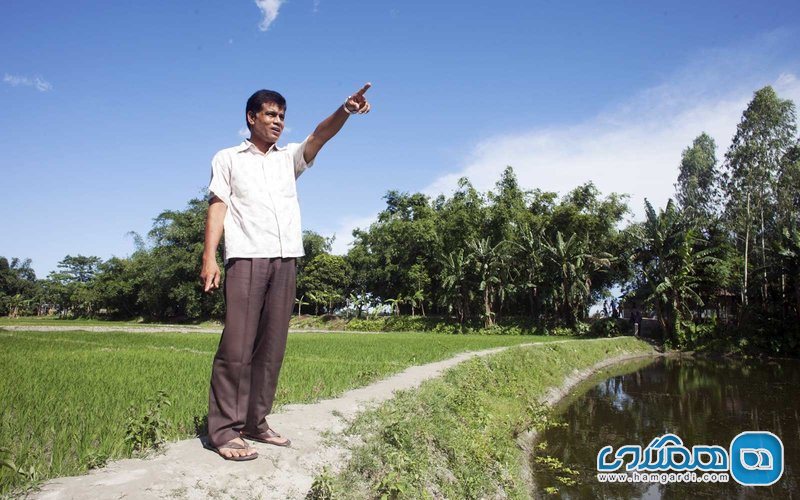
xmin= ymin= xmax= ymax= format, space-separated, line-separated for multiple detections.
xmin=201 ymin=259 xmax=222 ymax=293
xmin=344 ymin=83 xmax=372 ymax=114
xmin=200 ymin=260 xmax=221 ymax=293
xmin=305 ymin=82 xmax=373 ymax=164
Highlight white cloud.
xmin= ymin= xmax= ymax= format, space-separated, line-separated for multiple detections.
xmin=254 ymin=0 xmax=285 ymax=31
xmin=328 ymin=213 xmax=378 ymax=255
xmin=422 ymin=43 xmax=800 ymax=222
xmin=3 ymin=73 xmax=52 ymax=92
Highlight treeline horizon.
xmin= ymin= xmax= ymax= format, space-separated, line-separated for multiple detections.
xmin=2 ymin=85 xmax=799 ymax=353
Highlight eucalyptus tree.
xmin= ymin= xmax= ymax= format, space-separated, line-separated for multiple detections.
xmin=675 ymin=132 xmax=719 ymax=222
xmin=722 ymin=86 xmax=797 ymax=307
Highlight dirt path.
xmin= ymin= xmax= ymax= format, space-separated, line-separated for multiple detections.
xmin=33 ymin=337 xmax=636 ymax=500
xmin=0 ymin=325 xmax=387 ymax=334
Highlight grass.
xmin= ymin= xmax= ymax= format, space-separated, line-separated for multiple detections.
xmin=0 ymin=328 xmax=562 ymax=495
xmin=320 ymin=337 xmax=655 ymax=499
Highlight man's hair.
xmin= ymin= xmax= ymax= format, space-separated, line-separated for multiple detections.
xmin=246 ymin=90 xmax=286 ymax=130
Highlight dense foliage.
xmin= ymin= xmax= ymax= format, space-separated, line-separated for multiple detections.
xmin=2 ymin=85 xmax=799 ymax=352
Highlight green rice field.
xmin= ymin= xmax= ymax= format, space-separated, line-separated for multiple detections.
xmin=0 ymin=328 xmax=562 ymax=494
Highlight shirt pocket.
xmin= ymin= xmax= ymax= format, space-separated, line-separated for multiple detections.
xmin=230 ymin=168 xmax=255 ymax=199
xmin=276 ymin=160 xmax=298 ymax=198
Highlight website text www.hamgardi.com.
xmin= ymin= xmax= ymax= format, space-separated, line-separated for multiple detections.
xmin=597 ymin=471 xmax=730 ymax=484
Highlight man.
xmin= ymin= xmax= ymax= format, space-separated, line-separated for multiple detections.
xmin=200 ymin=83 xmax=372 ymax=460
xmin=630 ymin=303 xmax=642 ymax=337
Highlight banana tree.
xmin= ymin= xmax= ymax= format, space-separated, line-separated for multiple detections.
xmin=467 ymin=237 xmax=509 ymax=328
xmin=635 ymin=199 xmax=715 ymax=346
xmin=295 ymin=295 xmax=309 ymax=317
xmin=439 ymin=249 xmax=472 ymax=323
xmin=543 ymin=231 xmax=612 ymax=325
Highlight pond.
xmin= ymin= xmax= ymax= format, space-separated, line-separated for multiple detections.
xmin=531 ymin=356 xmax=799 ymax=498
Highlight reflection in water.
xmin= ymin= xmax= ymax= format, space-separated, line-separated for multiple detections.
xmin=531 ymin=357 xmax=800 ymax=498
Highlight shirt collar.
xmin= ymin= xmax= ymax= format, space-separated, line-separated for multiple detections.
xmin=236 ymin=139 xmax=286 ymax=154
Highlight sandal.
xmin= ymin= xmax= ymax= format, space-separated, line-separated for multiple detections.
xmin=240 ymin=428 xmax=291 ymax=447
xmin=213 ymin=438 xmax=259 ymax=461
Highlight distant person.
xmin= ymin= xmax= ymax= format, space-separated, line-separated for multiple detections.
xmin=611 ymin=298 xmax=619 ymax=319
xmin=200 ymin=84 xmax=372 ymax=460
xmin=602 ymin=300 xmax=609 ymax=318
xmin=630 ymin=303 xmax=643 ymax=337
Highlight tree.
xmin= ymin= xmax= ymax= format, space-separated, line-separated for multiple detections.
xmin=295 ymin=295 xmax=309 ymax=317
xmin=56 ymin=255 xmax=102 ymax=283
xmin=518 ymin=228 xmax=545 ymax=318
xmin=405 ymin=263 xmax=429 ymax=316
xmin=675 ymin=132 xmax=719 ymax=221
xmin=297 ymin=230 xmax=334 ymax=304
xmin=0 ymin=257 xmax=38 ymax=316
xmin=439 ymin=249 xmax=473 ymax=324
xmin=42 ymin=255 xmax=103 ymax=316
xmin=134 ymin=197 xmax=224 ymax=320
xmin=468 ymin=237 xmax=509 ymax=328
xmin=301 ymin=254 xmax=351 ymax=314
xmin=542 ymin=231 xmax=612 ymax=325
xmin=347 ymin=191 xmax=440 ymax=311
xmin=546 ymin=183 xmax=629 ymax=314
xmin=634 ymin=200 xmax=715 ymax=346
xmin=722 ymin=86 xmax=797 ymax=307
xmin=777 ymin=226 xmax=800 ymax=323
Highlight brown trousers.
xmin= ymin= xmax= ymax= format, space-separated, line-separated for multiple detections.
xmin=207 ymin=257 xmax=296 ymax=447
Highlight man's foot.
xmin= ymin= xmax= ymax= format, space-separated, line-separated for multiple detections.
xmin=241 ymin=428 xmax=291 ymax=447
xmin=215 ymin=437 xmax=258 ymax=461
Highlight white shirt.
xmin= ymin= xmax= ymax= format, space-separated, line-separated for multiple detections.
xmin=208 ymin=137 xmax=314 ymax=260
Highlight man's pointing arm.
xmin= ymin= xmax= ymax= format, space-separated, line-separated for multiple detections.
xmin=304 ymin=82 xmax=372 ymax=164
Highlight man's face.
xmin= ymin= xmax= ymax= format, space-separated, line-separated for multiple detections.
xmin=248 ymin=101 xmax=285 ymax=144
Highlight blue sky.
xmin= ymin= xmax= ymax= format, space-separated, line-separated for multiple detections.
xmin=2 ymin=1 xmax=799 ymax=278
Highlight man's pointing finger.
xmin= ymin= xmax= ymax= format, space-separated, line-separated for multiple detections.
xmin=355 ymin=82 xmax=372 ymax=96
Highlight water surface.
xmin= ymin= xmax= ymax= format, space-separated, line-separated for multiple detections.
xmin=531 ymin=356 xmax=799 ymax=498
